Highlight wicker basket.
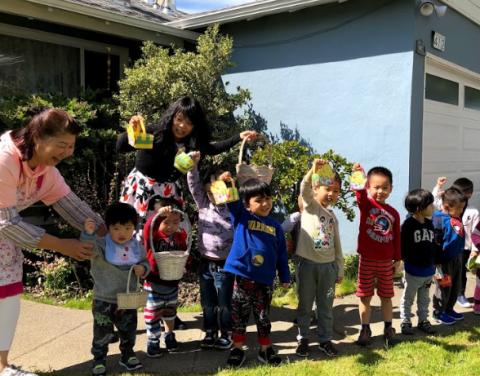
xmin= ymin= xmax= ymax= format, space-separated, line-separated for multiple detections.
xmin=117 ymin=265 xmax=148 ymax=309
xmin=152 ymin=209 xmax=192 ymax=281
xmin=236 ymin=133 xmax=275 ymax=186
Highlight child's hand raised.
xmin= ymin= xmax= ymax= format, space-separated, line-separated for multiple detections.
xmin=352 ymin=162 xmax=363 ymax=172
xmin=218 ymin=171 xmax=232 ymax=182
xmin=312 ymin=159 xmax=329 ymax=171
xmin=158 ymin=206 xmax=173 ymax=216
xmin=190 ymin=151 xmax=201 ymax=165
xmin=436 ymin=176 xmax=447 ymax=190
xmin=84 ymin=218 xmax=95 ymax=234
xmin=133 ymin=265 xmax=146 ymax=276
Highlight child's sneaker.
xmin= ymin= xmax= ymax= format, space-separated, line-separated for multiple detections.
xmin=258 ymin=347 xmax=282 ymax=366
xmin=91 ymin=359 xmax=106 ymax=376
xmin=474 ymin=306 xmax=480 ymax=315
xmin=162 ymin=332 xmax=179 ymax=352
xmin=200 ymin=331 xmax=218 ymax=349
xmin=457 ymin=295 xmax=472 ymax=308
xmin=119 ymin=356 xmax=143 ymax=371
xmin=146 ymin=339 xmax=163 ymax=358
xmin=215 ymin=333 xmax=233 ymax=350
xmin=356 ymin=327 xmax=372 ymax=346
xmin=383 ymin=327 xmax=400 ymax=346
xmin=295 ymin=339 xmax=309 ymax=357
xmin=318 ymin=341 xmax=339 ymax=356
xmin=400 ymin=319 xmax=414 ymax=335
xmin=1 ymin=365 xmax=39 ymax=376
xmin=445 ymin=309 xmax=464 ymax=321
xmin=418 ymin=319 xmax=436 ymax=334
xmin=432 ymin=311 xmax=455 ymax=325
xmin=226 ymin=348 xmax=246 ymax=369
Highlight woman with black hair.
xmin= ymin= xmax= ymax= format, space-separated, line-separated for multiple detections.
xmin=117 ymin=96 xmax=257 ymax=231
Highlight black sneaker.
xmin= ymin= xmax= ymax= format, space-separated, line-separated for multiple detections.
xmin=318 ymin=341 xmax=339 ymax=357
xmin=258 ymin=347 xmax=282 ymax=366
xmin=174 ymin=316 xmax=188 ymax=330
xmin=418 ymin=319 xmax=436 ymax=334
xmin=226 ymin=348 xmax=246 ymax=369
xmin=215 ymin=333 xmax=233 ymax=350
xmin=384 ymin=327 xmax=401 ymax=347
xmin=92 ymin=359 xmax=106 ymax=376
xmin=292 ymin=317 xmax=298 ymax=327
xmin=356 ymin=327 xmax=372 ymax=346
xmin=295 ymin=339 xmax=309 ymax=357
xmin=201 ymin=331 xmax=218 ymax=349
xmin=146 ymin=339 xmax=163 ymax=358
xmin=119 ymin=356 xmax=143 ymax=371
xmin=401 ymin=319 xmax=414 ymax=335
xmin=162 ymin=332 xmax=179 ymax=352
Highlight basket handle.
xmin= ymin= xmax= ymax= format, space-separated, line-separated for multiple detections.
xmin=238 ymin=133 xmax=272 ymax=168
xmin=149 ymin=208 xmax=192 ymax=256
xmin=126 ymin=265 xmax=139 ymax=294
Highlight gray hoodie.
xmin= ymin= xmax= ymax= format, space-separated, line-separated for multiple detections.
xmin=80 ymin=233 xmax=150 ymax=304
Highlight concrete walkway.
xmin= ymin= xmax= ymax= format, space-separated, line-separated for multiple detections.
xmin=10 ymin=275 xmax=479 ymax=375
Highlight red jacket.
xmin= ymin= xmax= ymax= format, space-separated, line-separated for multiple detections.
xmin=356 ymin=189 xmax=401 ymax=262
xmin=143 ymin=214 xmax=188 ymax=287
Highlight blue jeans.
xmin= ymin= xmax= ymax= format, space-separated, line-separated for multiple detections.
xmin=199 ymin=258 xmax=234 ymax=334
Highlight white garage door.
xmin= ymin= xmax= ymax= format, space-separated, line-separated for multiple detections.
xmin=422 ymin=56 xmax=480 ymax=208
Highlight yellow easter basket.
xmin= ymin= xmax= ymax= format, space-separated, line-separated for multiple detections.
xmin=152 ymin=209 xmax=192 ymax=281
xmin=117 ymin=265 xmax=149 ymax=309
xmin=236 ymin=134 xmax=275 ymax=186
xmin=127 ymin=120 xmax=154 ymax=149
xmin=211 ymin=178 xmax=239 ymax=205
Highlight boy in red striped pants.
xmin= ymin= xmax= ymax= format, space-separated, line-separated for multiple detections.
xmin=351 ymin=164 xmax=402 ymax=347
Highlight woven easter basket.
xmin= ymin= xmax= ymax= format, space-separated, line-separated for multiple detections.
xmin=117 ymin=265 xmax=149 ymax=309
xmin=236 ymin=133 xmax=275 ymax=186
xmin=152 ymin=209 xmax=192 ymax=281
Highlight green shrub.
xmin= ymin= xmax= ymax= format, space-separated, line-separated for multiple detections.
xmin=343 ymin=253 xmax=360 ymax=281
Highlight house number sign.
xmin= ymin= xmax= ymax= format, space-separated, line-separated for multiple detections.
xmin=432 ymin=31 xmax=445 ymax=51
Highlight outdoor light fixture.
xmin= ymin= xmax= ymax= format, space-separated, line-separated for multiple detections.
xmin=419 ymin=1 xmax=447 ymax=18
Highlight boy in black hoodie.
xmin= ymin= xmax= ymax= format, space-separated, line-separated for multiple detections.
xmin=400 ymin=189 xmax=437 ymax=335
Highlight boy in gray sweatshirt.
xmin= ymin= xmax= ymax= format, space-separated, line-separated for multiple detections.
xmin=187 ymin=152 xmax=235 ymax=350
xmin=82 ymin=203 xmax=150 ymax=376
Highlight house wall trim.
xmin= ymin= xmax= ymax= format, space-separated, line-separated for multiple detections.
xmin=0 ymin=23 xmax=129 ymax=87
xmin=426 ymin=53 xmax=480 ymax=84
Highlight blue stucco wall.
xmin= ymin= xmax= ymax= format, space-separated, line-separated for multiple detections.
xmin=219 ymin=0 xmax=416 ymax=253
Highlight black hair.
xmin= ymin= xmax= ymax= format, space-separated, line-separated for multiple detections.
xmin=203 ymin=168 xmax=226 ymax=186
xmin=404 ymin=189 xmax=434 ymax=213
xmin=105 ymin=203 xmax=138 ymax=228
xmin=367 ymin=166 xmax=393 ymax=185
xmin=153 ymin=197 xmax=182 ymax=213
xmin=452 ymin=177 xmax=474 ymax=195
xmin=152 ymin=96 xmax=211 ymax=156
xmin=240 ymin=179 xmax=272 ymax=203
xmin=442 ymin=187 xmax=467 ymax=207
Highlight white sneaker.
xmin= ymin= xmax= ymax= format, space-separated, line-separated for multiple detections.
xmin=457 ymin=295 xmax=472 ymax=308
xmin=0 ymin=365 xmax=38 ymax=376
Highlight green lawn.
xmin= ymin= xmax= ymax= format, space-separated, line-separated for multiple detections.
xmin=39 ymin=326 xmax=480 ymax=376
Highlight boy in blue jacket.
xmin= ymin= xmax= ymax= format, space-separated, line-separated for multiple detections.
xmin=431 ymin=188 xmax=467 ymax=325
xmin=219 ymin=173 xmax=290 ymax=369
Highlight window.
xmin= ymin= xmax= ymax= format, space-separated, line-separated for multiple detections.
xmin=425 ymin=73 xmax=459 ymax=105
xmin=465 ymin=86 xmax=480 ymax=111
xmin=0 ymin=34 xmax=80 ymax=96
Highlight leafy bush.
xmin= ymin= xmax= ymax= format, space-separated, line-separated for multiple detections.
xmin=251 ymin=140 xmax=357 ymax=220
xmin=343 ymin=253 xmax=360 ymax=281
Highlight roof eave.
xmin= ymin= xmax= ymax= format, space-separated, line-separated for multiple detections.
xmin=25 ymin=0 xmax=200 ymax=40
xmin=166 ymin=0 xmax=339 ymax=30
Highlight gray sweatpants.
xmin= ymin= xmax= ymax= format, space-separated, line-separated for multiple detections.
xmin=400 ymin=272 xmax=433 ymax=323
xmin=295 ymin=257 xmax=337 ymax=343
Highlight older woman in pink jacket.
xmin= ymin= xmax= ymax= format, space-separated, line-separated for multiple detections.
xmin=0 ymin=109 xmax=106 ymax=376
